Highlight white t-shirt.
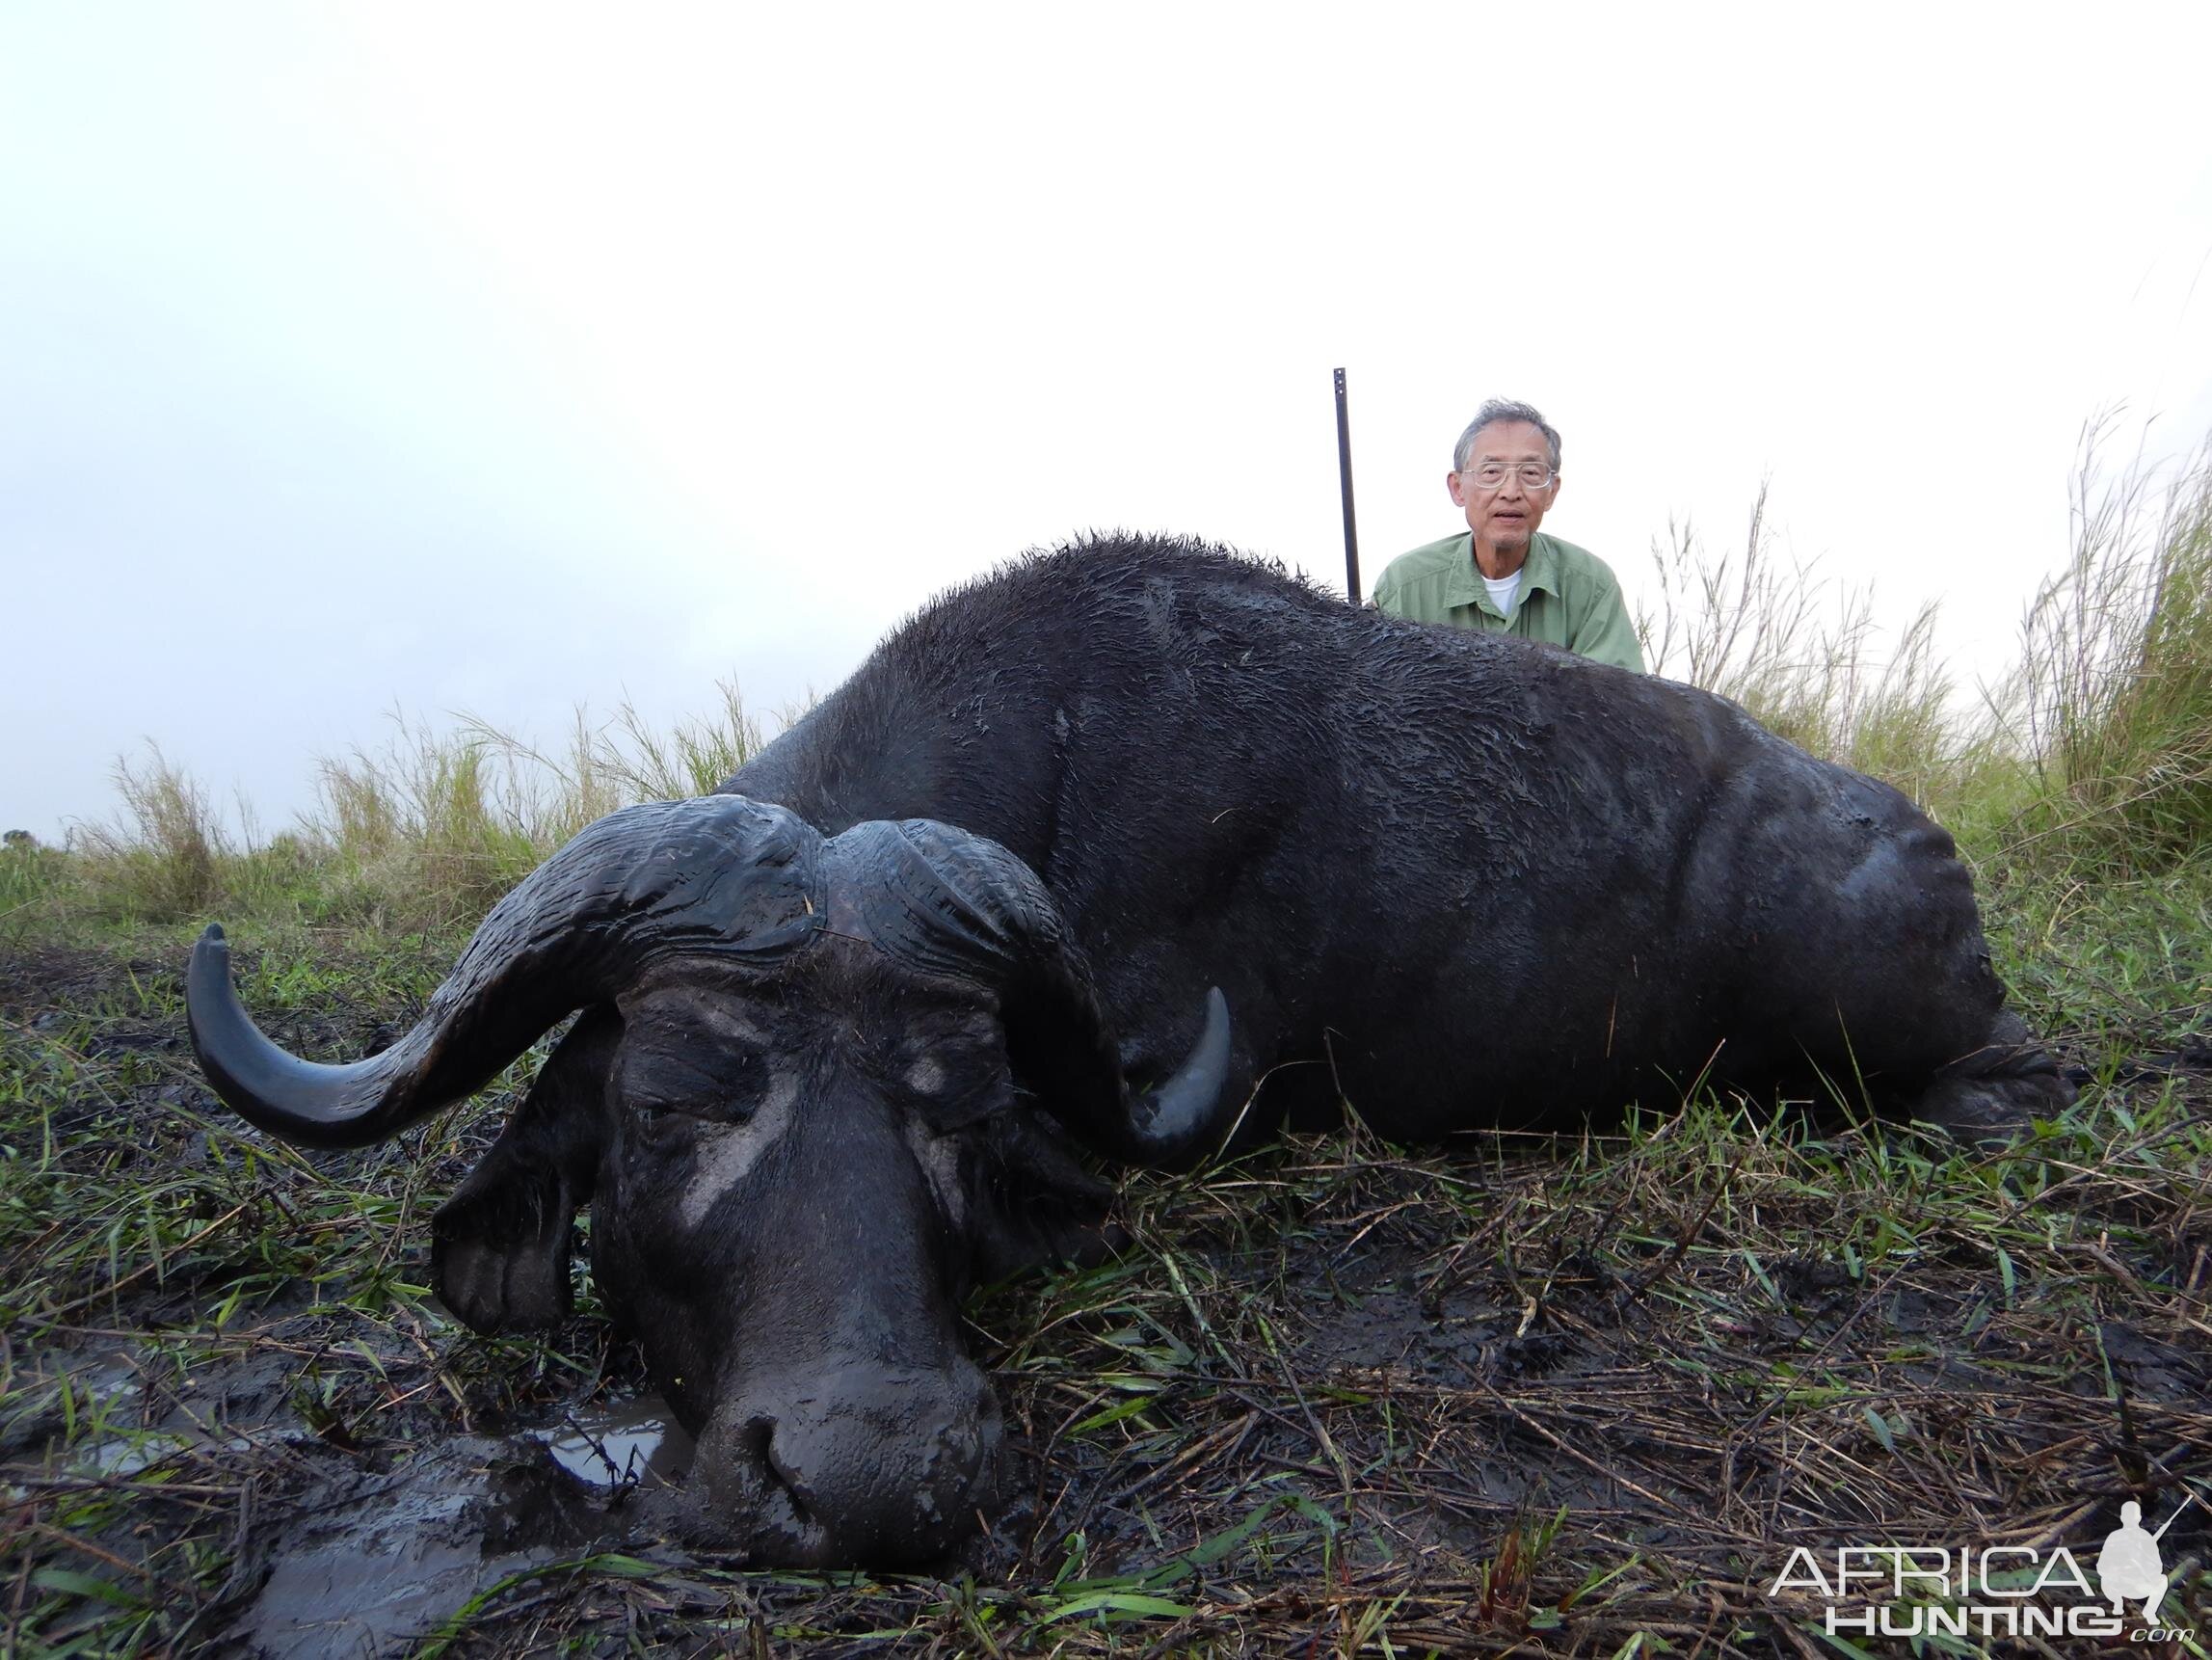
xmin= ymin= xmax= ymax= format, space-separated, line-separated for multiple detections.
xmin=1482 ymin=568 xmax=1523 ymax=620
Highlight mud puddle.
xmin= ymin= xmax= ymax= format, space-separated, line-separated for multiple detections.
xmin=535 ymin=1392 xmax=695 ymax=1491
xmin=229 ymin=1406 xmax=685 ymax=1657
xmin=9 ymin=1332 xmax=688 ymax=1657
xmin=232 ymin=1436 xmax=583 ymax=1658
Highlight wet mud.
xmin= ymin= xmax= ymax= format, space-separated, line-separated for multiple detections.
xmin=221 ymin=1401 xmax=704 ymax=1655
xmin=7 ymin=1330 xmax=693 ymax=1655
xmin=10 ymin=1227 xmax=1646 ymax=1654
xmin=235 ymin=1440 xmax=560 ymax=1658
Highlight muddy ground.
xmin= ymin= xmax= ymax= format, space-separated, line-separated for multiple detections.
xmin=4 ymin=940 xmax=2209 ymax=1656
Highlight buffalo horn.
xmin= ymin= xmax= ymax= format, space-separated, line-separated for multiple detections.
xmin=186 ymin=922 xmax=590 ymax=1149
xmin=1116 ymin=985 xmax=1234 ymax=1163
xmin=828 ymin=818 xmax=1240 ymax=1166
xmin=185 ymin=796 xmax=824 ymax=1150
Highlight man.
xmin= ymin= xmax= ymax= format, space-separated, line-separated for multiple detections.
xmin=1372 ymin=399 xmax=1643 ymax=672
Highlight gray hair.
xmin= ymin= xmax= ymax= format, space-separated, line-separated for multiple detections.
xmin=1452 ymin=399 xmax=1561 ymax=473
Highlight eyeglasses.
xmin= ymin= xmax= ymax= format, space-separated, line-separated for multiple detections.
xmin=1462 ymin=463 xmax=1557 ymax=491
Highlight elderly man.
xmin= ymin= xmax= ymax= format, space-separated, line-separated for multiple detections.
xmin=1373 ymin=399 xmax=1643 ymax=672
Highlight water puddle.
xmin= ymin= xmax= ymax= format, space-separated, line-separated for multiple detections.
xmin=535 ymin=1393 xmax=695 ymax=1490
xmin=72 ymin=1426 xmax=256 ymax=1478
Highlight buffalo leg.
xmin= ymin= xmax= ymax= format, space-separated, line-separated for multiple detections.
xmin=431 ymin=1007 xmax=619 ymax=1331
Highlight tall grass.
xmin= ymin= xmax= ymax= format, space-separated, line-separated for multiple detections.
xmin=309 ymin=713 xmax=573 ymax=931
xmin=592 ymin=678 xmax=770 ymax=801
xmin=2000 ymin=429 xmax=2212 ymax=870
xmin=40 ymin=682 xmax=774 ymax=939
xmin=1634 ymin=483 xmax=1967 ymax=815
xmin=0 ymin=833 xmax=69 ymax=950
xmin=1633 ymin=433 xmax=2212 ymax=878
xmin=68 ymin=746 xmax=228 ymax=920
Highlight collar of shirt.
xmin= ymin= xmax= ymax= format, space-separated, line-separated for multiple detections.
xmin=1438 ymin=533 xmax=1561 ymax=617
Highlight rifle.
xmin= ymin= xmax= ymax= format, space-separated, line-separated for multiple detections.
xmin=1333 ymin=367 xmax=1360 ymax=602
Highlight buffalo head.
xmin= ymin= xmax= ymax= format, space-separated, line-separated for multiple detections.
xmin=185 ymin=794 xmax=1234 ymax=1566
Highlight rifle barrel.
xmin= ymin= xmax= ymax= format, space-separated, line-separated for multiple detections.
xmin=1333 ymin=367 xmax=1360 ymax=602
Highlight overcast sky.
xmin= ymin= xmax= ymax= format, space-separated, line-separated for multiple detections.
xmin=7 ymin=6 xmax=2212 ymax=843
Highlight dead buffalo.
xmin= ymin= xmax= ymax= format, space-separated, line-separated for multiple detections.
xmin=186 ymin=535 xmax=2065 ymax=1567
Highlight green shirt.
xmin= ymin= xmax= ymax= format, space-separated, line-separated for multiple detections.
xmin=1371 ymin=531 xmax=1645 ymax=673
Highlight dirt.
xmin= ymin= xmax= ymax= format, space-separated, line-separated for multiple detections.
xmin=6 ymin=939 xmax=2211 ymax=1654
xmin=5 ymin=1321 xmax=680 ymax=1654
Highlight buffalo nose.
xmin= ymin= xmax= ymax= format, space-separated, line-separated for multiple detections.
xmin=694 ymin=1361 xmax=1003 ymax=1567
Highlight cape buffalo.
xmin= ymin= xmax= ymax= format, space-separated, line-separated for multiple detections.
xmin=186 ymin=535 xmax=2065 ymax=1567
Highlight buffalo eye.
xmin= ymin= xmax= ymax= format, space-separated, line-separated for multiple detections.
xmin=897 ymin=1038 xmax=1012 ymax=1132
xmin=614 ymin=1039 xmax=772 ymax=1125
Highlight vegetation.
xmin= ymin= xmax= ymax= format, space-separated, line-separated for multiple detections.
xmin=1637 ymin=483 xmax=1962 ymax=819
xmin=2009 ymin=431 xmax=2212 ymax=871
xmin=3 ymin=441 xmax=2209 ymax=1654
xmin=3 ymin=682 xmax=771 ymax=946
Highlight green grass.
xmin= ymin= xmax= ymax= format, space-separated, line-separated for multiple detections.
xmin=5 ymin=434 xmax=2212 ymax=1653
xmin=2003 ymin=428 xmax=2212 ymax=871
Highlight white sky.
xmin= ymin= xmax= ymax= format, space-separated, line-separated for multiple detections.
xmin=7 ymin=5 xmax=2212 ymax=843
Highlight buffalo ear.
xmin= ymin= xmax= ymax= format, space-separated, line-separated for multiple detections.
xmin=431 ymin=1008 xmax=620 ymax=1334
xmin=965 ymin=1111 xmax=1126 ymax=1285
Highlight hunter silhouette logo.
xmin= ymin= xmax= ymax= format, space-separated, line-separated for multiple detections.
xmin=2097 ymin=1493 xmax=2195 ymax=1624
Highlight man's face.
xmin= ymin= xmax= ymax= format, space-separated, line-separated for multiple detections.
xmin=1447 ymin=419 xmax=1560 ymax=560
